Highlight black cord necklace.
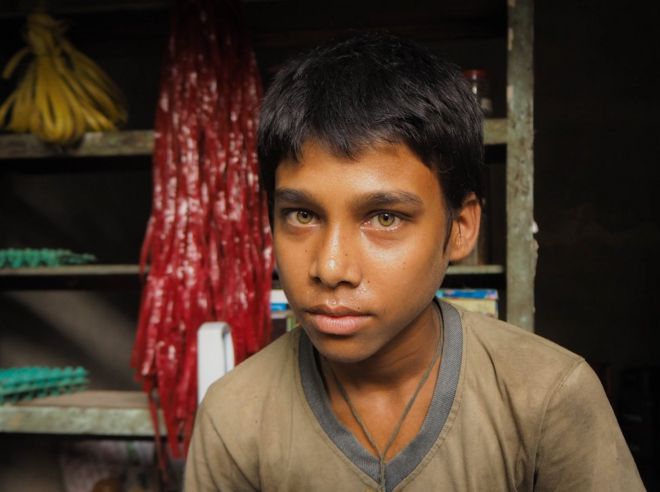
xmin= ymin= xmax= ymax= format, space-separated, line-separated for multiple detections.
xmin=327 ymin=312 xmax=443 ymax=492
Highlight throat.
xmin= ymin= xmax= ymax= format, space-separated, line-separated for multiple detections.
xmin=318 ymin=303 xmax=444 ymax=463
xmin=328 ymin=354 xmax=441 ymax=462
xmin=324 ymin=300 xmax=444 ymax=390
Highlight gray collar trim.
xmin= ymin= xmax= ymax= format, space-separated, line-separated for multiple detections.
xmin=299 ymin=300 xmax=463 ymax=491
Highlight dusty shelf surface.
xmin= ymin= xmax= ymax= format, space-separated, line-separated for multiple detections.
xmin=0 ymin=390 xmax=165 ymax=436
xmin=0 ymin=263 xmax=502 ymax=277
xmin=0 ymin=264 xmax=142 ymax=277
xmin=483 ymin=118 xmax=507 ymax=145
xmin=446 ymin=264 xmax=504 ymax=275
xmin=0 ymin=120 xmax=506 ymax=159
xmin=0 ymin=131 xmax=154 ymax=159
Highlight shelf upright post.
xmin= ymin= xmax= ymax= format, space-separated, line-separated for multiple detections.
xmin=506 ymin=0 xmax=536 ymax=330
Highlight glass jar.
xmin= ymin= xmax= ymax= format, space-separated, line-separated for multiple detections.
xmin=463 ymin=69 xmax=493 ymax=117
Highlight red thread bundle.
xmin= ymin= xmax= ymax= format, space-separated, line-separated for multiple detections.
xmin=131 ymin=0 xmax=273 ymax=458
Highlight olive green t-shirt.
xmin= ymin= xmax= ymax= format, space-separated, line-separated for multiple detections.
xmin=185 ymin=302 xmax=644 ymax=491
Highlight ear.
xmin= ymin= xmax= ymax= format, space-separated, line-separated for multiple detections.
xmin=447 ymin=193 xmax=482 ymax=262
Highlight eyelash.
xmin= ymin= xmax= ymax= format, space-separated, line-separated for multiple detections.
xmin=280 ymin=208 xmax=406 ymax=230
xmin=282 ymin=208 xmax=318 ymax=225
xmin=365 ymin=211 xmax=404 ymax=230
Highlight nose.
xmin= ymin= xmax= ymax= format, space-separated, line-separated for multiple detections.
xmin=309 ymin=224 xmax=362 ymax=288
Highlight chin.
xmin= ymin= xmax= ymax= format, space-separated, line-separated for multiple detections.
xmin=307 ymin=332 xmax=380 ymax=365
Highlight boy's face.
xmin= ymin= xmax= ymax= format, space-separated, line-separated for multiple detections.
xmin=273 ymin=140 xmax=472 ymax=364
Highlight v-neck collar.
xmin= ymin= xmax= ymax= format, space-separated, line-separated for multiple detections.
xmin=298 ymin=300 xmax=463 ymax=491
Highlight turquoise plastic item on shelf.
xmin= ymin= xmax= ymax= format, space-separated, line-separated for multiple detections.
xmin=0 ymin=248 xmax=97 ymax=268
xmin=0 ymin=366 xmax=89 ymax=404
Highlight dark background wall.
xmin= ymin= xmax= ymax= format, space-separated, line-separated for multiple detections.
xmin=534 ymin=0 xmax=659 ymax=484
xmin=536 ymin=0 xmax=659 ymax=370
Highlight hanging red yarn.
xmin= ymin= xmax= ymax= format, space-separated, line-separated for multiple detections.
xmin=131 ymin=0 xmax=273 ymax=458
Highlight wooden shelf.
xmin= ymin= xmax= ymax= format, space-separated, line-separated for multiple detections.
xmin=0 ymin=264 xmax=142 ymax=277
xmin=0 ymin=264 xmax=144 ymax=290
xmin=0 ymin=263 xmax=502 ymax=291
xmin=483 ymin=118 xmax=507 ymax=145
xmin=0 ymin=130 xmax=154 ymax=160
xmin=447 ymin=264 xmax=504 ymax=275
xmin=0 ymin=264 xmax=501 ymax=278
xmin=0 ymin=391 xmax=164 ymax=436
xmin=0 ymin=120 xmax=505 ymax=160
xmin=0 ymin=0 xmax=505 ymax=35
xmin=443 ymin=264 xmax=505 ymax=289
xmin=0 ymin=1 xmax=171 ymax=18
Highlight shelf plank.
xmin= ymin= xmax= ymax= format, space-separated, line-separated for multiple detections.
xmin=483 ymin=118 xmax=507 ymax=145
xmin=0 ymin=391 xmax=165 ymax=436
xmin=446 ymin=264 xmax=504 ymax=275
xmin=0 ymin=263 xmax=503 ymax=291
xmin=0 ymin=263 xmax=502 ymax=278
xmin=0 ymin=0 xmax=504 ymax=26
xmin=0 ymin=264 xmax=144 ymax=289
xmin=0 ymin=131 xmax=154 ymax=160
xmin=0 ymin=0 xmax=171 ymax=18
xmin=0 ymin=264 xmax=142 ymax=277
xmin=0 ymin=120 xmax=506 ymax=160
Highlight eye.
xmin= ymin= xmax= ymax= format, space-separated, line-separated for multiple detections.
xmin=282 ymin=208 xmax=317 ymax=226
xmin=367 ymin=212 xmax=402 ymax=229
xmin=296 ymin=210 xmax=314 ymax=224
xmin=377 ymin=213 xmax=397 ymax=227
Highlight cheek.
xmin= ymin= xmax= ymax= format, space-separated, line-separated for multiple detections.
xmin=273 ymin=235 xmax=309 ymax=288
xmin=273 ymin=235 xmax=289 ymax=276
xmin=274 ymin=235 xmax=295 ymax=271
xmin=363 ymin=228 xmax=445 ymax=280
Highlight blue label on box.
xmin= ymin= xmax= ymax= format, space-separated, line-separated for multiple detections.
xmin=436 ymin=289 xmax=498 ymax=300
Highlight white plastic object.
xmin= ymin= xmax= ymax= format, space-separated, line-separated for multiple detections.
xmin=197 ymin=322 xmax=234 ymax=404
xmin=270 ymin=288 xmax=289 ymax=305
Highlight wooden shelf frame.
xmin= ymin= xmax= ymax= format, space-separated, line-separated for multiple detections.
xmin=0 ymin=0 xmax=171 ymax=18
xmin=0 ymin=264 xmax=142 ymax=277
xmin=0 ymin=0 xmax=535 ymax=451
xmin=505 ymin=0 xmax=535 ymax=330
xmin=0 ymin=391 xmax=165 ymax=436
xmin=0 ymin=130 xmax=154 ymax=160
xmin=0 ymin=119 xmax=506 ymax=160
xmin=447 ymin=264 xmax=504 ymax=275
xmin=0 ymin=263 xmax=503 ymax=279
xmin=0 ymin=263 xmax=503 ymax=291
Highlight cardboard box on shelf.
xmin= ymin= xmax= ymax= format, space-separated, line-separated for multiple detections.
xmin=437 ymin=289 xmax=499 ymax=318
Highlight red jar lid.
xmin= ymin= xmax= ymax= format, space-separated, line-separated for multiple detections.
xmin=463 ymin=69 xmax=488 ymax=80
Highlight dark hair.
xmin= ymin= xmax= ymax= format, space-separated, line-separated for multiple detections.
xmin=257 ymin=32 xmax=483 ymax=217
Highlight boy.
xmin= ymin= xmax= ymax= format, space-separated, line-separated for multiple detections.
xmin=185 ymin=34 xmax=643 ymax=491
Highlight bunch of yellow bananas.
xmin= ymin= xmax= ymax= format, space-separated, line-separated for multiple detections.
xmin=0 ymin=12 xmax=127 ymax=145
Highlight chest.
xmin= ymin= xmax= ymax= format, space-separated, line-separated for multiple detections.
xmin=327 ymin=374 xmax=438 ymax=462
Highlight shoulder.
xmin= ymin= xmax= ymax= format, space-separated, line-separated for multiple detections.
xmin=201 ymin=329 xmax=301 ymax=424
xmin=450 ymin=308 xmax=643 ymax=488
xmin=458 ymin=306 xmax=584 ymax=389
xmin=449 ymin=304 xmax=593 ymax=427
xmin=460 ymin=307 xmax=580 ymax=362
xmin=186 ymin=330 xmax=303 ymax=491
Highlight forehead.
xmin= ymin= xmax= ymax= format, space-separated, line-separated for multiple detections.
xmin=275 ymin=140 xmax=444 ymax=207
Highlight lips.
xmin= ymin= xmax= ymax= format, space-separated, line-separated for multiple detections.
xmin=305 ymin=305 xmax=371 ymax=336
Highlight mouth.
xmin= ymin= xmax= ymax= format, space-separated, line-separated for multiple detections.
xmin=304 ymin=305 xmax=371 ymax=336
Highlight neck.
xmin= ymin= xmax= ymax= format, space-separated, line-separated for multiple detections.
xmin=322 ymin=301 xmax=442 ymax=392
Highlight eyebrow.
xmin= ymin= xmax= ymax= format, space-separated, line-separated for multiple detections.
xmin=274 ymin=188 xmax=318 ymax=205
xmin=274 ymin=188 xmax=424 ymax=209
xmin=356 ymin=191 xmax=424 ymax=208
